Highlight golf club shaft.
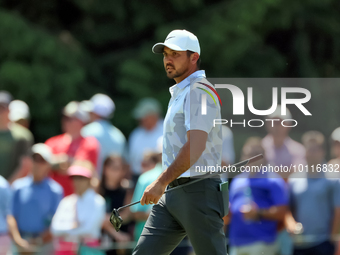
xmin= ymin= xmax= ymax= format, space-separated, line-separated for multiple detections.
xmin=117 ymin=187 xmax=172 ymax=211
xmin=117 ymin=154 xmax=263 ymax=212
xmin=163 ymin=154 xmax=263 ymax=193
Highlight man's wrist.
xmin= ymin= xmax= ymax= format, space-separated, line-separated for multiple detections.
xmin=156 ymin=168 xmax=175 ymax=187
xmin=257 ymin=209 xmax=265 ymax=220
xmin=13 ymin=236 xmax=23 ymax=245
xmin=156 ymin=175 xmax=170 ymax=187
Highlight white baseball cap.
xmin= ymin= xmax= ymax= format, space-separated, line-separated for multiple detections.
xmin=9 ymin=100 xmax=30 ymax=122
xmin=63 ymin=101 xmax=89 ymax=123
xmin=80 ymin=100 xmax=93 ymax=113
xmin=32 ymin=143 xmax=52 ymax=164
xmin=268 ymin=105 xmax=292 ymax=119
xmin=331 ymin=127 xmax=340 ymax=142
xmin=152 ymin=30 xmax=201 ymax=55
xmin=90 ymin=93 xmax=115 ymax=118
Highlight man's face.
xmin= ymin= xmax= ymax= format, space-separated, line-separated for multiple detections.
xmin=32 ymin=154 xmax=50 ymax=181
xmin=163 ymin=47 xmax=191 ymax=80
xmin=89 ymin=112 xmax=97 ymax=122
xmin=266 ymin=118 xmax=290 ymax=137
xmin=0 ymin=104 xmax=9 ymax=121
xmin=72 ymin=176 xmax=90 ymax=195
xmin=105 ymin=160 xmax=125 ymax=183
xmin=241 ymin=145 xmax=266 ymax=167
xmin=331 ymin=141 xmax=340 ymax=158
xmin=61 ymin=115 xmax=83 ymax=134
xmin=305 ymin=143 xmax=325 ymax=165
xmin=139 ymin=114 xmax=158 ymax=130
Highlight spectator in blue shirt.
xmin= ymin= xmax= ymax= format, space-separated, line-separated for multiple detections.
xmin=286 ymin=131 xmax=340 ymax=255
xmin=131 ymin=137 xmax=163 ymax=242
xmin=228 ymin=137 xmax=288 ymax=255
xmin=129 ymin=98 xmax=163 ymax=180
xmin=82 ymin=94 xmax=126 ymax=178
xmin=0 ymin=175 xmax=12 ymax=253
xmin=7 ymin=143 xmax=63 ymax=254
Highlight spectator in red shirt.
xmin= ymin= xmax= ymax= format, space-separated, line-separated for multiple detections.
xmin=45 ymin=101 xmax=99 ymax=196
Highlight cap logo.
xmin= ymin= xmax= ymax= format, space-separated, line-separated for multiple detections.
xmin=165 ymin=36 xmax=175 ymax=41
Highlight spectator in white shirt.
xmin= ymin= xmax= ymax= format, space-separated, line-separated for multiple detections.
xmin=221 ymin=125 xmax=235 ymax=165
xmin=129 ymin=98 xmax=163 ymax=181
xmin=221 ymin=125 xmax=235 ymax=181
xmin=51 ymin=164 xmax=105 ymax=255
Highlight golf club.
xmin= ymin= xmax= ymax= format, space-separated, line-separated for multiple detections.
xmin=110 ymin=154 xmax=263 ymax=231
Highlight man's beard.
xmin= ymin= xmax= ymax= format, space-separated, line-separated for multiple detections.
xmin=165 ymin=65 xmax=186 ymax=80
xmin=166 ymin=70 xmax=181 ymax=79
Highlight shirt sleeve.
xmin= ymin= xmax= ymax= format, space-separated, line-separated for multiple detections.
xmin=51 ymin=196 xmax=78 ymax=236
xmin=292 ymin=143 xmax=307 ymax=167
xmin=51 ymin=199 xmax=68 ymax=236
xmin=332 ymin=179 xmax=340 ymax=207
xmin=184 ymin=83 xmax=221 ymax=134
xmin=74 ymin=137 xmax=100 ymax=168
xmin=10 ymin=189 xmax=19 ymax=217
xmin=1 ymin=186 xmax=12 ymax=217
xmin=287 ymin=180 xmax=295 ymax=211
xmin=52 ymin=189 xmax=64 ymax=215
xmin=269 ymin=178 xmax=289 ymax=206
xmin=67 ymin=198 xmax=105 ymax=237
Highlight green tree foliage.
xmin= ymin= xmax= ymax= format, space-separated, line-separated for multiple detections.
xmin=1 ymin=0 xmax=340 ymax=158
xmin=0 ymin=10 xmax=90 ymax=140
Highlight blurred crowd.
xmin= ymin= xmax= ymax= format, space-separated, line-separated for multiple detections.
xmin=1 ymin=90 xmax=340 ymax=255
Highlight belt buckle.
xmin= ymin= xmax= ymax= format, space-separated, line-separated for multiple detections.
xmin=169 ymin=179 xmax=179 ymax=188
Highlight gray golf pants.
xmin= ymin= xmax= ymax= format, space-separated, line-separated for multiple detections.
xmin=133 ymin=178 xmax=227 ymax=255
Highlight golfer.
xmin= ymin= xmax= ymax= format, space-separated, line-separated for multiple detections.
xmin=133 ymin=30 xmax=226 ymax=255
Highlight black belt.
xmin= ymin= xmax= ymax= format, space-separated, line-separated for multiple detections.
xmin=168 ymin=177 xmax=191 ymax=188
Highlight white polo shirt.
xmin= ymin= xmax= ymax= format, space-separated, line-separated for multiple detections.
xmin=162 ymin=70 xmax=222 ymax=178
xmin=51 ymin=188 xmax=105 ymax=241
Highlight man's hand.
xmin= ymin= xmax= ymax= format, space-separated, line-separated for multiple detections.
xmin=240 ymin=203 xmax=259 ymax=221
xmin=285 ymin=210 xmax=303 ymax=235
xmin=15 ymin=237 xmax=37 ymax=255
xmin=14 ymin=237 xmax=30 ymax=249
xmin=287 ymin=220 xmax=304 ymax=235
xmin=140 ymin=180 xmax=167 ymax=206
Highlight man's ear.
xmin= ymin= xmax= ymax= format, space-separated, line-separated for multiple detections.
xmin=191 ymin=52 xmax=200 ymax=64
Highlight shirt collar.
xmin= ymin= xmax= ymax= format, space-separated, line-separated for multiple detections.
xmin=95 ymin=119 xmax=108 ymax=125
xmin=28 ymin=175 xmax=49 ymax=186
xmin=77 ymin=188 xmax=95 ymax=201
xmin=169 ymin=70 xmax=206 ymax=95
xmin=266 ymin=134 xmax=291 ymax=149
